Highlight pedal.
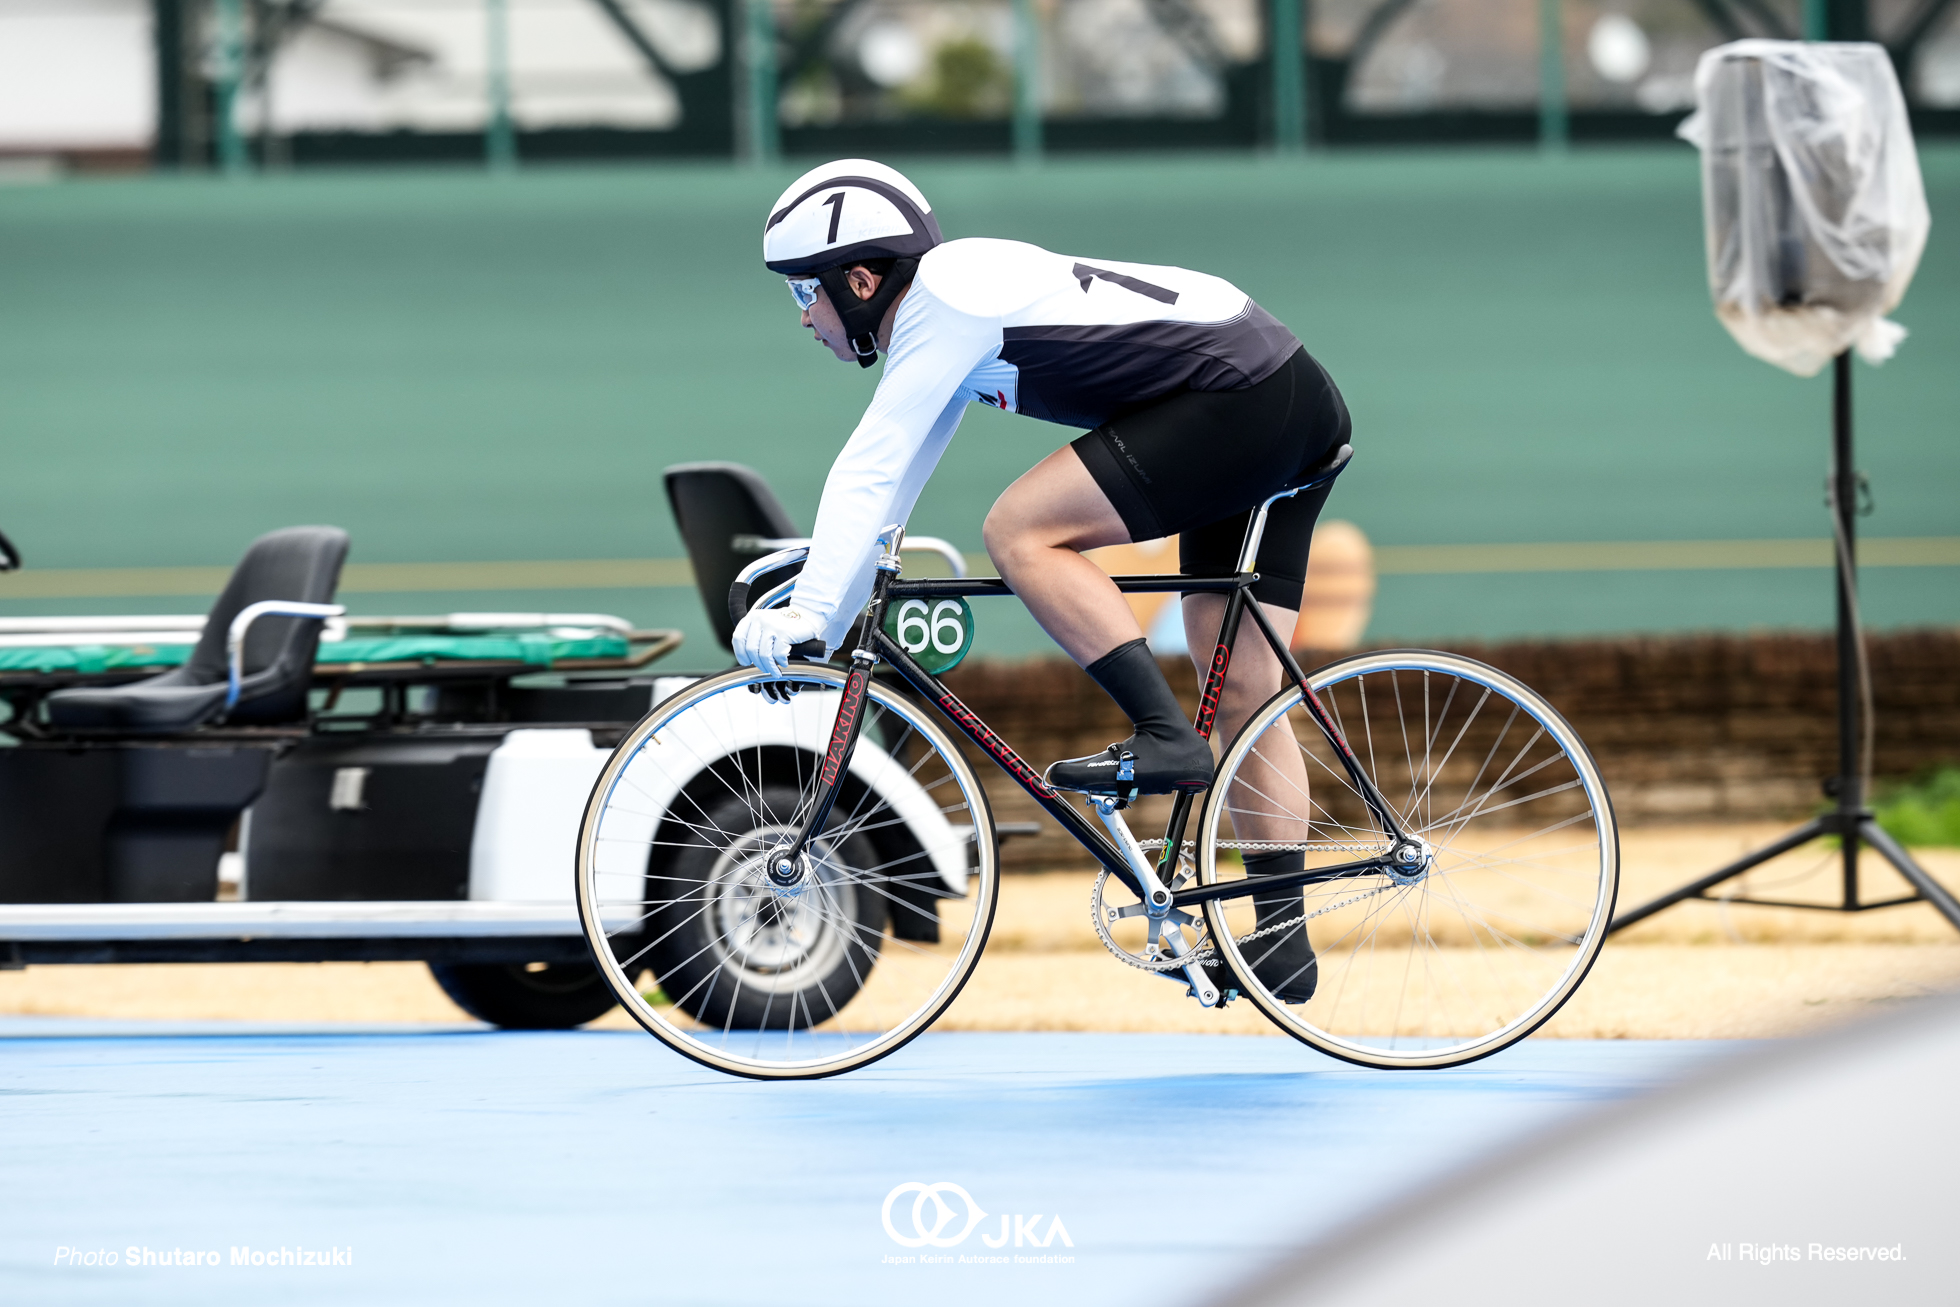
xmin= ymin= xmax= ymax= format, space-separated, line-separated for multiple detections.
xmin=1147 ymin=965 xmax=1234 ymax=1007
xmin=1185 ymin=985 xmax=1239 ymax=1007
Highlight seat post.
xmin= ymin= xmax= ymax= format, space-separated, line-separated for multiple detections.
xmin=1234 ymin=487 xmax=1304 ymax=575
xmin=1232 ymin=444 xmax=1354 ymax=576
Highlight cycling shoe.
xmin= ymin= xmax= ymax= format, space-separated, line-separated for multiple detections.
xmin=1045 ymin=730 xmax=1213 ymax=797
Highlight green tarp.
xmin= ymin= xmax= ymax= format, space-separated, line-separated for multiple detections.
xmin=0 ymin=634 xmax=629 ymax=675
xmin=316 ymin=634 xmax=630 ymax=665
xmin=0 ymin=644 xmax=194 ymax=674
xmin=3 ymin=156 xmax=1955 ymax=650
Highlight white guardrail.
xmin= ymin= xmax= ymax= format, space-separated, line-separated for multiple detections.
xmin=0 ymin=902 xmax=642 ymax=941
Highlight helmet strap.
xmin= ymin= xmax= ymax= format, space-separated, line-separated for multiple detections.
xmin=817 ymin=258 xmax=920 ymax=369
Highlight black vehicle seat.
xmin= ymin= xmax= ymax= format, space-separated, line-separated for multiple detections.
xmin=663 ymin=463 xmax=803 ymax=653
xmin=45 ymin=526 xmax=350 ymax=735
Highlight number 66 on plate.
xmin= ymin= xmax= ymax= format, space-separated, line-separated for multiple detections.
xmin=882 ymin=597 xmax=976 ymax=674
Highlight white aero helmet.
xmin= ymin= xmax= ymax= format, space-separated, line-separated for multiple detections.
xmin=762 ymin=159 xmax=942 ymax=279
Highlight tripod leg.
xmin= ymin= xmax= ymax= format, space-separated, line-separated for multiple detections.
xmin=1859 ymin=818 xmax=1960 ymax=931
xmin=1607 ymin=819 xmax=1828 ymax=934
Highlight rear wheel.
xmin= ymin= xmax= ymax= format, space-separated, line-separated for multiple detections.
xmin=1196 ymin=650 xmax=1618 ymax=1069
xmin=576 ymin=664 xmax=998 ymax=1080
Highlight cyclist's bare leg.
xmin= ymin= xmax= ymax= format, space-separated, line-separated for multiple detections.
xmin=1181 ymin=594 xmax=1313 ymax=846
xmin=1183 ymin=593 xmax=1320 ymax=999
xmin=983 ymin=446 xmax=1141 ymax=665
xmin=988 ymin=448 xmax=1214 ymax=795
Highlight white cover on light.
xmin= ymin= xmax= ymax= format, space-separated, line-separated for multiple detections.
xmin=1678 ymin=41 xmax=1929 ymax=377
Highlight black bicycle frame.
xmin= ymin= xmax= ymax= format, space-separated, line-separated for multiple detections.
xmin=779 ymin=562 xmax=1411 ymax=910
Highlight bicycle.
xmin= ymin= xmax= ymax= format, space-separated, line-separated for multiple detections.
xmin=575 ymin=447 xmax=1619 ymax=1079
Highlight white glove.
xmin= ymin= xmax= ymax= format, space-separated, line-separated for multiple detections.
xmin=731 ymin=604 xmax=824 ymax=677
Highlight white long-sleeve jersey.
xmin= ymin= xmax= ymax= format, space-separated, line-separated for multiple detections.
xmin=794 ymin=237 xmax=1300 ymax=648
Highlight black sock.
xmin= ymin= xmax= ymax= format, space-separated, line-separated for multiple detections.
xmin=1083 ymin=638 xmax=1195 ymax=747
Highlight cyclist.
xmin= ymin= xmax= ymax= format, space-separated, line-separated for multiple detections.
xmin=732 ymin=160 xmax=1350 ymax=999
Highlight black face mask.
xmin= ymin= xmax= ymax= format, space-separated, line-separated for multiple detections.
xmin=816 ymin=258 xmax=921 ymax=368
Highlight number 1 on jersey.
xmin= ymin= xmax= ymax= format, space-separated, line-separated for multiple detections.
xmin=1071 ymin=262 xmax=1179 ymax=305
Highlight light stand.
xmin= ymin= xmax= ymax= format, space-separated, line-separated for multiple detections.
xmin=1610 ymin=352 xmax=1960 ymax=934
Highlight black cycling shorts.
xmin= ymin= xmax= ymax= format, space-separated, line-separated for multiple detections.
xmin=1070 ymin=346 xmax=1351 ymax=611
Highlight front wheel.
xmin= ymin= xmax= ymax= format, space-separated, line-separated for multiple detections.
xmin=1196 ymin=650 xmax=1619 ymax=1069
xmin=575 ymin=663 xmax=999 ymax=1080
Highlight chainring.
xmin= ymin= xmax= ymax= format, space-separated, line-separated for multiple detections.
xmin=1095 ymin=865 xmax=1404 ymax=977
xmin=1089 ymin=866 xmax=1213 ymax=973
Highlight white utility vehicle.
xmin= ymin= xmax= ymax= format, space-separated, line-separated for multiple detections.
xmin=0 ymin=467 xmax=1007 ymax=1028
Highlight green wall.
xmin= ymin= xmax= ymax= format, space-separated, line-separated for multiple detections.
xmin=1 ymin=148 xmax=1954 ymax=663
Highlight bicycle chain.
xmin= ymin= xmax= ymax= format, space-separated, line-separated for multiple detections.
xmin=1090 ymin=872 xmax=1401 ymax=974
xmin=1136 ymin=839 xmax=1388 ymax=855
xmin=1192 ymin=881 xmax=1400 ymax=966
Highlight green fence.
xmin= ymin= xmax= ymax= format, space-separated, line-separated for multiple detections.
xmin=1 ymin=147 xmax=1954 ymax=661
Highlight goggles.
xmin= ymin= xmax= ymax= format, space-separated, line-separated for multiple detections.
xmin=786 ymin=277 xmax=822 ymax=310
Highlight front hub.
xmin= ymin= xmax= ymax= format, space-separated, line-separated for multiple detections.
xmin=766 ymin=847 xmax=808 ymax=894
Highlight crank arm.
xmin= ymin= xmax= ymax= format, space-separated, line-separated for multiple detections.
xmin=1153 ymin=915 xmax=1221 ymax=1007
xmin=1110 ymin=901 xmax=1200 ymax=928
xmin=1180 ymin=961 xmax=1222 ymax=1007
xmin=1090 ymin=796 xmax=1174 ymax=914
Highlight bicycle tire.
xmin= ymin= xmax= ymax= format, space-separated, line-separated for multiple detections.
xmin=575 ymin=663 xmax=999 ymax=1080
xmin=1195 ymin=649 xmax=1619 ymax=1069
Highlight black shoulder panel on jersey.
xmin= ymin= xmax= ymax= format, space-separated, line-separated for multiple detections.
xmin=1000 ymin=304 xmax=1300 ymax=429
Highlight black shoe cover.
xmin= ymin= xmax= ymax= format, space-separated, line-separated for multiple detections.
xmin=1053 ymin=639 xmax=1212 ymax=797
xmin=1205 ymin=851 xmax=1318 ymax=1003
xmin=1233 ymin=909 xmax=1319 ymax=1003
xmin=1046 ymin=731 xmax=1214 ymax=797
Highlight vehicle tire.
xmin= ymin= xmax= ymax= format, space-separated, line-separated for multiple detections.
xmin=428 ymin=960 xmax=620 ymax=1030
xmin=648 ymin=783 xmax=886 ymax=1030
xmin=577 ymin=663 xmax=998 ymax=1080
xmin=1196 ymin=649 xmax=1619 ymax=1069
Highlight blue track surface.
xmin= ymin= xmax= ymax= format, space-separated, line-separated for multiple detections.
xmin=0 ymin=1025 xmax=1736 ymax=1305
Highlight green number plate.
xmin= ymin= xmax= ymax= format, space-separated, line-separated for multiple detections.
xmin=882 ymin=596 xmax=976 ymax=675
